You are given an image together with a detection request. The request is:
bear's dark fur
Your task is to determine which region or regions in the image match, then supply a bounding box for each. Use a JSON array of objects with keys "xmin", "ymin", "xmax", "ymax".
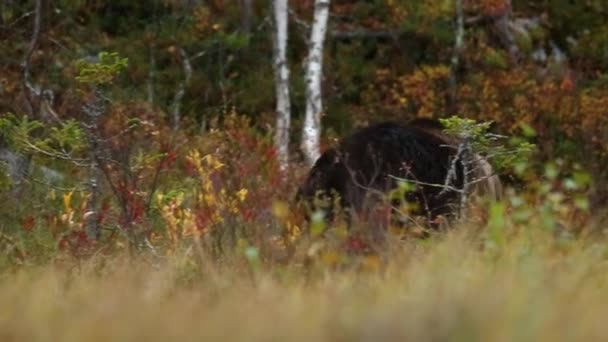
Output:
[{"xmin": 296, "ymin": 120, "xmax": 467, "ymax": 227}]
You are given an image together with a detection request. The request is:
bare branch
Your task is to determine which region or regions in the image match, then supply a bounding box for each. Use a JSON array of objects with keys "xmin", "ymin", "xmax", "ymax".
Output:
[
  {"xmin": 331, "ymin": 29, "xmax": 400, "ymax": 40},
  {"xmin": 25, "ymin": 175, "xmax": 86, "ymax": 192},
  {"xmin": 147, "ymin": 45, "xmax": 156, "ymax": 105},
  {"xmin": 171, "ymin": 48, "xmax": 192, "ymax": 130},
  {"xmin": 240, "ymin": 0, "xmax": 253, "ymax": 35},
  {"xmin": 144, "ymin": 154, "xmax": 168, "ymax": 215},
  {"xmin": 2, "ymin": 11, "xmax": 34, "ymax": 28},
  {"xmin": 20, "ymin": 140, "xmax": 90, "ymax": 165},
  {"xmin": 191, "ymin": 50, "xmax": 207, "ymax": 61},
  {"xmin": 288, "ymin": 8, "xmax": 311, "ymax": 44},
  {"xmin": 22, "ymin": 0, "xmax": 44, "ymax": 117},
  {"xmin": 388, "ymin": 175, "xmax": 464, "ymax": 194}
]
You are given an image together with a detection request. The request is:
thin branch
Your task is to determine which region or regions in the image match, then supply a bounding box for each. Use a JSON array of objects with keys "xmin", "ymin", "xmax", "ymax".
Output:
[
  {"xmin": 21, "ymin": 140, "xmax": 90, "ymax": 165},
  {"xmin": 464, "ymin": 15, "xmax": 485, "ymax": 25},
  {"xmin": 25, "ymin": 175, "xmax": 87, "ymax": 192},
  {"xmin": 288, "ymin": 9, "xmax": 310, "ymax": 30},
  {"xmin": 440, "ymin": 141, "xmax": 466, "ymax": 197},
  {"xmin": 458, "ymin": 138, "xmax": 473, "ymax": 219},
  {"xmin": 342, "ymin": 152, "xmax": 392, "ymax": 205},
  {"xmin": 288, "ymin": 8, "xmax": 311, "ymax": 43},
  {"xmin": 144, "ymin": 151, "xmax": 170, "ymax": 215},
  {"xmin": 2, "ymin": 11, "xmax": 34, "ymax": 28},
  {"xmin": 147, "ymin": 45, "xmax": 156, "ymax": 105},
  {"xmin": 255, "ymin": 15, "xmax": 272, "ymax": 33},
  {"xmin": 388, "ymin": 175, "xmax": 464, "ymax": 194},
  {"xmin": 191, "ymin": 50, "xmax": 207, "ymax": 61},
  {"xmin": 100, "ymin": 123, "xmax": 140, "ymax": 143},
  {"xmin": 22, "ymin": 0, "xmax": 43, "ymax": 116},
  {"xmin": 331, "ymin": 29, "xmax": 400, "ymax": 40}
]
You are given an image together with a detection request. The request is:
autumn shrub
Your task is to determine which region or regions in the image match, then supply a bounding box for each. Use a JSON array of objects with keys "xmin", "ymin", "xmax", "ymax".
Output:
[
  {"xmin": 0, "ymin": 107, "xmax": 597, "ymax": 271},
  {"xmin": 151, "ymin": 112, "xmax": 306, "ymax": 262}
]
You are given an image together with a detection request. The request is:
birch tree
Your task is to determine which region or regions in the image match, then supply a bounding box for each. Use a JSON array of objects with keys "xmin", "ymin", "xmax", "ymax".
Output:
[
  {"xmin": 301, "ymin": 0, "xmax": 330, "ymax": 167},
  {"xmin": 447, "ymin": 0, "xmax": 464, "ymax": 114},
  {"xmin": 272, "ymin": 0, "xmax": 291, "ymax": 171},
  {"xmin": 171, "ymin": 48, "xmax": 192, "ymax": 131}
]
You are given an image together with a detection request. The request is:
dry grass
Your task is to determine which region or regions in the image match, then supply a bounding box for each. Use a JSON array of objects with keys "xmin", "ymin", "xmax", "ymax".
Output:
[{"xmin": 1, "ymin": 228, "xmax": 608, "ymax": 342}]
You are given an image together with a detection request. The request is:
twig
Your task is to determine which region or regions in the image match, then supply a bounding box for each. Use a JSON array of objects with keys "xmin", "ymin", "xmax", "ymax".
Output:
[
  {"xmin": 440, "ymin": 141, "xmax": 465, "ymax": 197},
  {"xmin": 25, "ymin": 175, "xmax": 87, "ymax": 192},
  {"xmin": 147, "ymin": 45, "xmax": 156, "ymax": 105},
  {"xmin": 2, "ymin": 11, "xmax": 34, "ymax": 28},
  {"xmin": 458, "ymin": 137, "xmax": 473, "ymax": 219},
  {"xmin": 99, "ymin": 123, "xmax": 140, "ymax": 143},
  {"xmin": 191, "ymin": 50, "xmax": 207, "ymax": 61},
  {"xmin": 144, "ymin": 150, "xmax": 170, "ymax": 215},
  {"xmin": 331, "ymin": 29, "xmax": 400, "ymax": 40},
  {"xmin": 288, "ymin": 8, "xmax": 311, "ymax": 43},
  {"xmin": 388, "ymin": 175, "xmax": 464, "ymax": 194},
  {"xmin": 21, "ymin": 140, "xmax": 90, "ymax": 165},
  {"xmin": 22, "ymin": 0, "xmax": 43, "ymax": 116}
]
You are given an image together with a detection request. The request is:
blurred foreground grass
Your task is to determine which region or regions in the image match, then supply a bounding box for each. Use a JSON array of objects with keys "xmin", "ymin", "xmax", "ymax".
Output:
[{"xmin": 1, "ymin": 227, "xmax": 608, "ymax": 342}]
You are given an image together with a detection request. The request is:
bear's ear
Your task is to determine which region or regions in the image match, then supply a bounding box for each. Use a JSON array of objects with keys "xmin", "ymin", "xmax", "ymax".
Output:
[{"xmin": 322, "ymin": 148, "xmax": 341, "ymax": 164}]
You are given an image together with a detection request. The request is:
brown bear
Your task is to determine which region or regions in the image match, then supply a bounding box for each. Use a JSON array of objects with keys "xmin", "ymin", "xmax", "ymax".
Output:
[{"xmin": 295, "ymin": 119, "xmax": 501, "ymax": 231}]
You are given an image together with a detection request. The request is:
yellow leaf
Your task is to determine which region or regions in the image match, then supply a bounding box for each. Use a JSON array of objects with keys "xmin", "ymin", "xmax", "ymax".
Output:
[
  {"xmin": 63, "ymin": 191, "xmax": 73, "ymax": 212},
  {"xmin": 271, "ymin": 200, "xmax": 288, "ymax": 219},
  {"xmin": 236, "ymin": 188, "xmax": 248, "ymax": 202}
]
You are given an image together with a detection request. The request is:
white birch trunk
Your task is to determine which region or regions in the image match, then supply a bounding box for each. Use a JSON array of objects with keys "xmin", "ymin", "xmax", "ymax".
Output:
[
  {"xmin": 171, "ymin": 48, "xmax": 192, "ymax": 130},
  {"xmin": 272, "ymin": 0, "xmax": 291, "ymax": 171},
  {"xmin": 301, "ymin": 0, "xmax": 330, "ymax": 167},
  {"xmin": 448, "ymin": 0, "xmax": 465, "ymax": 113}
]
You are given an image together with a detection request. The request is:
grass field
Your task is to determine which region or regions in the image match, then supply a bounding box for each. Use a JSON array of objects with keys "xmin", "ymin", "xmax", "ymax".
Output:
[{"xmin": 1, "ymin": 226, "xmax": 608, "ymax": 342}]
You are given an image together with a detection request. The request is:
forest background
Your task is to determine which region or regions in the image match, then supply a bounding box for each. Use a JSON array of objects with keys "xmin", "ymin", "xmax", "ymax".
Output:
[{"xmin": 0, "ymin": 1, "xmax": 608, "ymax": 340}]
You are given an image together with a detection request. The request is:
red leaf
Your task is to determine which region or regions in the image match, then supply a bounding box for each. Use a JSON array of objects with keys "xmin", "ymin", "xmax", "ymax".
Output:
[{"xmin": 21, "ymin": 216, "xmax": 35, "ymax": 232}]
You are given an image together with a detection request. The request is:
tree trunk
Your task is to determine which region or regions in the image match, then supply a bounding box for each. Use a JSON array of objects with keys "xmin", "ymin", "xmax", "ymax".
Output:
[
  {"xmin": 171, "ymin": 48, "xmax": 192, "ymax": 130},
  {"xmin": 241, "ymin": 0, "xmax": 253, "ymax": 36},
  {"xmin": 147, "ymin": 44, "xmax": 156, "ymax": 106},
  {"xmin": 447, "ymin": 0, "xmax": 464, "ymax": 115},
  {"xmin": 301, "ymin": 0, "xmax": 330, "ymax": 167},
  {"xmin": 22, "ymin": 0, "xmax": 44, "ymax": 118},
  {"xmin": 272, "ymin": 0, "xmax": 291, "ymax": 171},
  {"xmin": 83, "ymin": 88, "xmax": 105, "ymax": 241}
]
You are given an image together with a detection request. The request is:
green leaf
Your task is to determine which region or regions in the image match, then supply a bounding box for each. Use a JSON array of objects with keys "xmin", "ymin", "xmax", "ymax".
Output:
[
  {"xmin": 574, "ymin": 196, "xmax": 590, "ymax": 211},
  {"xmin": 75, "ymin": 51, "xmax": 129, "ymax": 85},
  {"xmin": 519, "ymin": 123, "xmax": 537, "ymax": 138},
  {"xmin": 544, "ymin": 163, "xmax": 559, "ymax": 180},
  {"xmin": 486, "ymin": 202, "xmax": 506, "ymax": 248},
  {"xmin": 310, "ymin": 210, "xmax": 326, "ymax": 237}
]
